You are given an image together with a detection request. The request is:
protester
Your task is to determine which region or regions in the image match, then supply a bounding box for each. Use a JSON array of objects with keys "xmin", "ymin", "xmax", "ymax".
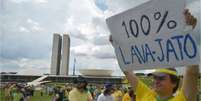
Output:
[
  {"xmin": 68, "ymin": 76, "xmax": 93, "ymax": 101},
  {"xmin": 4, "ymin": 84, "xmax": 15, "ymax": 101},
  {"xmin": 64, "ymin": 84, "xmax": 72, "ymax": 101},
  {"xmin": 93, "ymin": 85, "xmax": 102, "ymax": 101},
  {"xmin": 122, "ymin": 87, "xmax": 135, "ymax": 101},
  {"xmin": 19, "ymin": 86, "xmax": 32, "ymax": 101},
  {"xmin": 58, "ymin": 87, "xmax": 65, "ymax": 101},
  {"xmin": 112, "ymin": 85, "xmax": 123, "ymax": 101},
  {"xmin": 97, "ymin": 83, "xmax": 115, "ymax": 101},
  {"xmin": 109, "ymin": 9, "xmax": 199, "ymax": 101},
  {"xmin": 88, "ymin": 84, "xmax": 95, "ymax": 99}
]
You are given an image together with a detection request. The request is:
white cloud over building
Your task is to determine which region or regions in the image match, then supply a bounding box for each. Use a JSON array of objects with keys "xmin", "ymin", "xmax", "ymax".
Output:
[{"xmin": 1, "ymin": 0, "xmax": 200, "ymax": 76}]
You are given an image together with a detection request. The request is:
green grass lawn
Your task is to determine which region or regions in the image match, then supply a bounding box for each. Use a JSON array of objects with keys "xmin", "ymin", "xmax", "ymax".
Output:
[
  {"xmin": 0, "ymin": 89, "xmax": 52, "ymax": 101},
  {"xmin": 0, "ymin": 89, "xmax": 21, "ymax": 101},
  {"xmin": 30, "ymin": 91, "xmax": 52, "ymax": 101}
]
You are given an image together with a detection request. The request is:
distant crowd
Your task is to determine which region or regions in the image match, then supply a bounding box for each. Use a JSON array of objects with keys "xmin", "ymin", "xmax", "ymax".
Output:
[{"xmin": 1, "ymin": 78, "xmax": 135, "ymax": 101}]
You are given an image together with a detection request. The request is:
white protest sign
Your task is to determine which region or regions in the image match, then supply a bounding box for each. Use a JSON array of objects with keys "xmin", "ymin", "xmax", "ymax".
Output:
[{"xmin": 106, "ymin": 0, "xmax": 200, "ymax": 70}]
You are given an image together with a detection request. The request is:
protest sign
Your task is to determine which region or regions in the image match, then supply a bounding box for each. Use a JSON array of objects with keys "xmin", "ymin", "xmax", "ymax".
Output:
[{"xmin": 106, "ymin": 0, "xmax": 200, "ymax": 70}]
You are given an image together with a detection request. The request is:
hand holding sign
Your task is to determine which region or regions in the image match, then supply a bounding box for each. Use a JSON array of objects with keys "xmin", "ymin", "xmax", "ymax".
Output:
[
  {"xmin": 107, "ymin": 0, "xmax": 199, "ymax": 70},
  {"xmin": 184, "ymin": 9, "xmax": 197, "ymax": 29}
]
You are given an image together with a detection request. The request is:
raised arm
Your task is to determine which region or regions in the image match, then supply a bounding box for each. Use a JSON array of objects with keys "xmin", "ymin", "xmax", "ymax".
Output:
[
  {"xmin": 124, "ymin": 70, "xmax": 139, "ymax": 91},
  {"xmin": 184, "ymin": 9, "xmax": 197, "ymax": 29},
  {"xmin": 182, "ymin": 65, "xmax": 199, "ymax": 101},
  {"xmin": 182, "ymin": 9, "xmax": 199, "ymax": 101}
]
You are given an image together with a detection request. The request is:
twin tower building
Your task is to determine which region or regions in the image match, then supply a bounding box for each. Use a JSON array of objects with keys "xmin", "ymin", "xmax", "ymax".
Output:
[{"xmin": 50, "ymin": 33, "xmax": 70, "ymax": 75}]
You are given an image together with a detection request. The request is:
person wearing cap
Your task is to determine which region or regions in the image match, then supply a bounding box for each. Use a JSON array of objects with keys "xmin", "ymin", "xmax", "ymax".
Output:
[
  {"xmin": 97, "ymin": 83, "xmax": 115, "ymax": 101},
  {"xmin": 109, "ymin": 9, "xmax": 199, "ymax": 101},
  {"xmin": 68, "ymin": 76, "xmax": 93, "ymax": 101}
]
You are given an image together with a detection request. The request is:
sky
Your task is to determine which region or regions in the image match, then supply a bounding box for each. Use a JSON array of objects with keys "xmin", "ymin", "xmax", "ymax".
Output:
[{"xmin": 0, "ymin": 0, "xmax": 200, "ymax": 76}]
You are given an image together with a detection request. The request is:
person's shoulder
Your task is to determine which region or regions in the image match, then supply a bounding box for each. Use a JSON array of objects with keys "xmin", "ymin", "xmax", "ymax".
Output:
[
  {"xmin": 136, "ymin": 80, "xmax": 150, "ymax": 90},
  {"xmin": 171, "ymin": 90, "xmax": 186, "ymax": 101},
  {"xmin": 97, "ymin": 93, "xmax": 104, "ymax": 100},
  {"xmin": 98, "ymin": 93, "xmax": 104, "ymax": 97},
  {"xmin": 69, "ymin": 88, "xmax": 77, "ymax": 93},
  {"xmin": 123, "ymin": 93, "xmax": 129, "ymax": 97},
  {"xmin": 117, "ymin": 90, "xmax": 123, "ymax": 95},
  {"xmin": 174, "ymin": 89, "xmax": 183, "ymax": 96}
]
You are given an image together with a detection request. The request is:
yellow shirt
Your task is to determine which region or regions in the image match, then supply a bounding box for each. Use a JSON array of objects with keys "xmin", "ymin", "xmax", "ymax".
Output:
[
  {"xmin": 136, "ymin": 81, "xmax": 186, "ymax": 101},
  {"xmin": 122, "ymin": 93, "xmax": 131, "ymax": 101},
  {"xmin": 113, "ymin": 90, "xmax": 123, "ymax": 101},
  {"xmin": 68, "ymin": 88, "xmax": 92, "ymax": 101}
]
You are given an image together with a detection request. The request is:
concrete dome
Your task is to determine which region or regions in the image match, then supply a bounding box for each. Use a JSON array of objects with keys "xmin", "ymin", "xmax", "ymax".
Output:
[{"xmin": 79, "ymin": 69, "xmax": 113, "ymax": 76}]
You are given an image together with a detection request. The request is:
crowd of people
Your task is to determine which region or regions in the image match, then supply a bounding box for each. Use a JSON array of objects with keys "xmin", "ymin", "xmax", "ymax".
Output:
[
  {"xmin": 1, "ymin": 78, "xmax": 137, "ymax": 101},
  {"xmin": 2, "ymin": 83, "xmax": 35, "ymax": 101},
  {"xmin": 68, "ymin": 75, "xmax": 137, "ymax": 101},
  {"xmin": 2, "ymin": 70, "xmax": 200, "ymax": 101}
]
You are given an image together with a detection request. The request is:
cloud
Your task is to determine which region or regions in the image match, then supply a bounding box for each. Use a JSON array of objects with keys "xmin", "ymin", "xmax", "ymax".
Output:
[
  {"xmin": 95, "ymin": 0, "xmax": 108, "ymax": 11},
  {"xmin": 2, "ymin": 0, "xmax": 111, "ymax": 75},
  {"xmin": 63, "ymin": 0, "xmax": 110, "ymax": 42},
  {"xmin": 1, "ymin": 28, "xmax": 51, "ymax": 60},
  {"xmin": 11, "ymin": 0, "xmax": 48, "ymax": 4},
  {"xmin": 19, "ymin": 26, "xmax": 30, "ymax": 32},
  {"xmin": 71, "ymin": 43, "xmax": 115, "ymax": 59},
  {"xmin": 104, "ymin": 0, "xmax": 149, "ymax": 17},
  {"xmin": 71, "ymin": 43, "xmax": 93, "ymax": 57},
  {"xmin": 1, "ymin": 0, "xmax": 71, "ymax": 60},
  {"xmin": 92, "ymin": 35, "xmax": 110, "ymax": 45},
  {"xmin": 0, "ymin": 58, "xmax": 50, "ymax": 75},
  {"xmin": 16, "ymin": 58, "xmax": 50, "ymax": 75},
  {"xmin": 68, "ymin": 29, "xmax": 86, "ymax": 40},
  {"xmin": 91, "ymin": 45, "xmax": 116, "ymax": 59},
  {"xmin": 1, "ymin": 0, "xmax": 200, "ymax": 76}
]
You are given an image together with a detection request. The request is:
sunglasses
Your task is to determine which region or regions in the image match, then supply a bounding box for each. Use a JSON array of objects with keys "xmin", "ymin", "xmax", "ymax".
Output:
[{"xmin": 153, "ymin": 75, "xmax": 167, "ymax": 81}]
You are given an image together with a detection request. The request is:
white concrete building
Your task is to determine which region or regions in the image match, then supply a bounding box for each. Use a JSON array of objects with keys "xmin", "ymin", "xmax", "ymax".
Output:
[
  {"xmin": 50, "ymin": 33, "xmax": 62, "ymax": 75},
  {"xmin": 60, "ymin": 34, "xmax": 70, "ymax": 75}
]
